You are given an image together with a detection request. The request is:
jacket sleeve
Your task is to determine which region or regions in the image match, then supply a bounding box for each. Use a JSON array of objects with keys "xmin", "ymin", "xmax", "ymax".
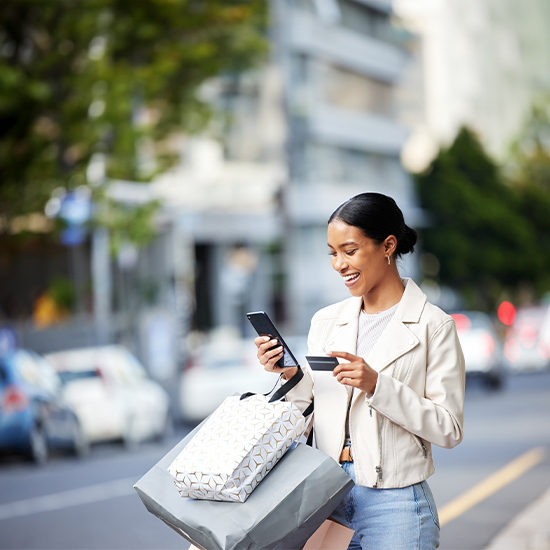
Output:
[
  {"xmin": 280, "ymin": 325, "xmax": 316, "ymax": 414},
  {"xmin": 367, "ymin": 319, "xmax": 465, "ymax": 449},
  {"xmin": 282, "ymin": 367, "xmax": 313, "ymax": 414}
]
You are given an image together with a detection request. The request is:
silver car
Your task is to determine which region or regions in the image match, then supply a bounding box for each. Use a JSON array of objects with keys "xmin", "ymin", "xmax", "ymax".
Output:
[
  {"xmin": 451, "ymin": 311, "xmax": 505, "ymax": 390},
  {"xmin": 504, "ymin": 305, "xmax": 550, "ymax": 372}
]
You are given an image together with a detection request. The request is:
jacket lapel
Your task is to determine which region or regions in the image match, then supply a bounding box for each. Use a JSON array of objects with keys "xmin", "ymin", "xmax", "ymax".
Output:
[
  {"xmin": 317, "ymin": 279, "xmax": 427, "ymax": 405},
  {"xmin": 366, "ymin": 317, "xmax": 418, "ymax": 373},
  {"xmin": 320, "ymin": 297, "xmax": 362, "ymax": 400},
  {"xmin": 321, "ymin": 297, "xmax": 362, "ymax": 357},
  {"xmin": 365, "ymin": 278, "xmax": 426, "ymax": 375}
]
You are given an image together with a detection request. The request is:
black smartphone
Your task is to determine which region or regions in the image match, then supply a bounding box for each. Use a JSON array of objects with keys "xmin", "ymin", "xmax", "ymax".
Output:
[
  {"xmin": 306, "ymin": 356, "xmax": 340, "ymax": 371},
  {"xmin": 246, "ymin": 311, "xmax": 300, "ymax": 369}
]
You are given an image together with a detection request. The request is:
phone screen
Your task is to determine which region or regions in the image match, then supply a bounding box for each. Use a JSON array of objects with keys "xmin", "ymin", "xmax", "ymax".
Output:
[{"xmin": 246, "ymin": 311, "xmax": 299, "ymax": 369}]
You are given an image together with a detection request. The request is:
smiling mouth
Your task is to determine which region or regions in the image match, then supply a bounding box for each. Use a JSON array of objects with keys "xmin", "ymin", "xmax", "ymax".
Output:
[{"xmin": 342, "ymin": 273, "xmax": 359, "ymax": 284}]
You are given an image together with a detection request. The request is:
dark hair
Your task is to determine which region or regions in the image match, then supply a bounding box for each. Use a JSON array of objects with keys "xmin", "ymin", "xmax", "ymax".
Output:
[{"xmin": 328, "ymin": 193, "xmax": 417, "ymax": 258}]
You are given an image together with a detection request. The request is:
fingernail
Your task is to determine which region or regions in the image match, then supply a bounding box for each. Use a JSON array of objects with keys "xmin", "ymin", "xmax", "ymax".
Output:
[
  {"xmin": 271, "ymin": 339, "xmax": 278, "ymax": 344},
  {"xmin": 263, "ymin": 337, "xmax": 270, "ymax": 342}
]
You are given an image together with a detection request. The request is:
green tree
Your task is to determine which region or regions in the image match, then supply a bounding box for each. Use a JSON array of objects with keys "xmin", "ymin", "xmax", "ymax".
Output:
[
  {"xmin": 415, "ymin": 127, "xmax": 545, "ymax": 309},
  {"xmin": 507, "ymin": 99, "xmax": 550, "ymax": 296},
  {"xmin": 0, "ymin": 0, "xmax": 267, "ymax": 228}
]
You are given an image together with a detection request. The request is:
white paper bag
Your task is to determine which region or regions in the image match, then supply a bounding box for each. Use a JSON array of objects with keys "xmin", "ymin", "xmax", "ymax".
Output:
[{"xmin": 167, "ymin": 393, "xmax": 307, "ymax": 502}]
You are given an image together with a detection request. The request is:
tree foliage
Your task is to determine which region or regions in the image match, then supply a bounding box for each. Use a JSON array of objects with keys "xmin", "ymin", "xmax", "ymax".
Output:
[
  {"xmin": 0, "ymin": 0, "xmax": 267, "ymax": 226},
  {"xmin": 416, "ymin": 126, "xmax": 550, "ymax": 309}
]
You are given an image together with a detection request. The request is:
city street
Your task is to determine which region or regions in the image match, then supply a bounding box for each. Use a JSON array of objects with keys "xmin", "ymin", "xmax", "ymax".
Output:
[{"xmin": 0, "ymin": 371, "xmax": 549, "ymax": 550}]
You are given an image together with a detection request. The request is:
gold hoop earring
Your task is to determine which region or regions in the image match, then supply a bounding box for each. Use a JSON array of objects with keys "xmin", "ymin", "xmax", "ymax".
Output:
[{"xmin": 387, "ymin": 256, "xmax": 391, "ymax": 265}]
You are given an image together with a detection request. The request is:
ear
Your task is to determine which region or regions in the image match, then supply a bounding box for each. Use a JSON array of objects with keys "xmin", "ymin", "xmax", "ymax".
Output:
[{"xmin": 383, "ymin": 235, "xmax": 397, "ymax": 257}]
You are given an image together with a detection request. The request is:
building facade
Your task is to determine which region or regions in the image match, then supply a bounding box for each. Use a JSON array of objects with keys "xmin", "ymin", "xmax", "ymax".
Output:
[
  {"xmin": 271, "ymin": 0, "xmax": 421, "ymax": 332},
  {"xmin": 395, "ymin": 0, "xmax": 550, "ymax": 170},
  {"xmin": 140, "ymin": 0, "xmax": 422, "ymax": 340}
]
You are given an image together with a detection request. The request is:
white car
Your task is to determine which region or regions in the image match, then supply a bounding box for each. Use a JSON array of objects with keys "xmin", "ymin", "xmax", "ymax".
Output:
[
  {"xmin": 504, "ymin": 305, "xmax": 550, "ymax": 372},
  {"xmin": 45, "ymin": 345, "xmax": 171, "ymax": 446},
  {"xmin": 451, "ymin": 311, "xmax": 506, "ymax": 389},
  {"xmin": 179, "ymin": 333, "xmax": 308, "ymax": 422}
]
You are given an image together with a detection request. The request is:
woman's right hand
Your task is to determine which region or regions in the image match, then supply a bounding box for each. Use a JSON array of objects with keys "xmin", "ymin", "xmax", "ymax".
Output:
[{"xmin": 254, "ymin": 336, "xmax": 299, "ymax": 380}]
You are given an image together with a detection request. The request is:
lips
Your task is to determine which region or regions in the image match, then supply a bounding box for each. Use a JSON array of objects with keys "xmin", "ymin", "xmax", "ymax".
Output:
[{"xmin": 342, "ymin": 273, "xmax": 359, "ymax": 286}]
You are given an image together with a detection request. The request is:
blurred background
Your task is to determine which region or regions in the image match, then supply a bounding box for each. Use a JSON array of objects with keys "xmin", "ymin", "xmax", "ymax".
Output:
[{"xmin": 1, "ymin": 1, "xmax": 550, "ymax": 549}]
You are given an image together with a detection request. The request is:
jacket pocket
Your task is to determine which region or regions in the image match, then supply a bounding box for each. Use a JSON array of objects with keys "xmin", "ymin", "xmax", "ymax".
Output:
[{"xmin": 413, "ymin": 434, "xmax": 428, "ymax": 458}]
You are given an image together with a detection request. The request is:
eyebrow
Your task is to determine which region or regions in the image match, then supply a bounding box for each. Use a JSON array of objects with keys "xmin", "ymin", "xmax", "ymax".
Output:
[{"xmin": 328, "ymin": 240, "xmax": 359, "ymax": 248}]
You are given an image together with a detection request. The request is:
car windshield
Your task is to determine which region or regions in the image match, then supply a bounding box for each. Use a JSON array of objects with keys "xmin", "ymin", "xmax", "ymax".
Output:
[
  {"xmin": 57, "ymin": 370, "xmax": 99, "ymax": 385},
  {"xmin": 451, "ymin": 312, "xmax": 492, "ymax": 333},
  {"xmin": 512, "ymin": 308, "xmax": 546, "ymax": 328}
]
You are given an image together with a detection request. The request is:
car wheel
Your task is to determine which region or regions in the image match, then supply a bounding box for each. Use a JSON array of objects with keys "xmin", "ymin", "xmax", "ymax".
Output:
[
  {"xmin": 28, "ymin": 424, "xmax": 48, "ymax": 465},
  {"xmin": 122, "ymin": 418, "xmax": 139, "ymax": 450},
  {"xmin": 485, "ymin": 372, "xmax": 504, "ymax": 391},
  {"xmin": 155, "ymin": 411, "xmax": 174, "ymax": 442},
  {"xmin": 70, "ymin": 418, "xmax": 90, "ymax": 458}
]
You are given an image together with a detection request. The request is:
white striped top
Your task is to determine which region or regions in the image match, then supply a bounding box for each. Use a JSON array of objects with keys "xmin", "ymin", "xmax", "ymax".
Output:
[
  {"xmin": 344, "ymin": 302, "xmax": 400, "ymax": 445},
  {"xmin": 356, "ymin": 302, "xmax": 399, "ymax": 360}
]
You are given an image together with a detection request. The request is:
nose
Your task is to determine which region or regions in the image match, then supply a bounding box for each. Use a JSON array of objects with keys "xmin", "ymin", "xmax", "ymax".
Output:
[{"xmin": 332, "ymin": 252, "xmax": 348, "ymax": 272}]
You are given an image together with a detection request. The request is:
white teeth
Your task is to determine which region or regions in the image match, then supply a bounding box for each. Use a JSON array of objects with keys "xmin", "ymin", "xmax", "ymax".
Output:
[{"xmin": 343, "ymin": 273, "xmax": 359, "ymax": 281}]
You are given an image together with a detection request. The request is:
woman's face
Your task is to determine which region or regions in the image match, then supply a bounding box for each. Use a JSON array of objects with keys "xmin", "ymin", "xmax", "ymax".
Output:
[{"xmin": 327, "ymin": 219, "xmax": 390, "ymax": 298}]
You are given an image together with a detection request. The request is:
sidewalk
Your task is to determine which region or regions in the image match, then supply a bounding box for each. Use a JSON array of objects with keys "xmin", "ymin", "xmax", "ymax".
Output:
[{"xmin": 484, "ymin": 485, "xmax": 550, "ymax": 549}]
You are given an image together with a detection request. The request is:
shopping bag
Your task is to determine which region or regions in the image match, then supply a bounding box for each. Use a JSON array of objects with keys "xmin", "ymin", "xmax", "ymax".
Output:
[
  {"xmin": 167, "ymin": 393, "xmax": 308, "ymax": 502},
  {"xmin": 134, "ymin": 421, "xmax": 354, "ymax": 550},
  {"xmin": 302, "ymin": 518, "xmax": 354, "ymax": 550},
  {"xmin": 167, "ymin": 369, "xmax": 312, "ymax": 503}
]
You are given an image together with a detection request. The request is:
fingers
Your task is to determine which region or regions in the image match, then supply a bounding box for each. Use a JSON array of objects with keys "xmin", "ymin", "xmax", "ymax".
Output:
[
  {"xmin": 254, "ymin": 336, "xmax": 270, "ymax": 348},
  {"xmin": 255, "ymin": 336, "xmax": 284, "ymax": 371},
  {"xmin": 333, "ymin": 361, "xmax": 356, "ymax": 377},
  {"xmin": 328, "ymin": 350, "xmax": 359, "ymax": 361},
  {"xmin": 334, "ymin": 364, "xmax": 359, "ymax": 382}
]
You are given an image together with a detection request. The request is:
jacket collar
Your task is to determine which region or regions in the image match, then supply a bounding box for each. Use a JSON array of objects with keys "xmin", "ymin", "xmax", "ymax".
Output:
[
  {"xmin": 327, "ymin": 278, "xmax": 427, "ymax": 396},
  {"xmin": 394, "ymin": 278, "xmax": 427, "ymax": 323},
  {"xmin": 334, "ymin": 277, "xmax": 427, "ymax": 327}
]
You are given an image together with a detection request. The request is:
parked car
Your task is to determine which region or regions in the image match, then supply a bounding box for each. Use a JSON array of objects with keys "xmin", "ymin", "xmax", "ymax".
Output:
[
  {"xmin": 504, "ymin": 305, "xmax": 550, "ymax": 372},
  {"xmin": 450, "ymin": 311, "xmax": 506, "ymax": 389},
  {"xmin": 179, "ymin": 333, "xmax": 308, "ymax": 423},
  {"xmin": 45, "ymin": 345, "xmax": 171, "ymax": 446},
  {"xmin": 0, "ymin": 349, "xmax": 88, "ymax": 464}
]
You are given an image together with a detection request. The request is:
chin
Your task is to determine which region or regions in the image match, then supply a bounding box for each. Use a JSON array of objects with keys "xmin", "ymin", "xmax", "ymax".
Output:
[{"xmin": 348, "ymin": 286, "xmax": 365, "ymax": 297}]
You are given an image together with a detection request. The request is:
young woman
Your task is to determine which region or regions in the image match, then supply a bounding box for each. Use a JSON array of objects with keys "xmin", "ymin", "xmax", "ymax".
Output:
[{"xmin": 255, "ymin": 193, "xmax": 465, "ymax": 550}]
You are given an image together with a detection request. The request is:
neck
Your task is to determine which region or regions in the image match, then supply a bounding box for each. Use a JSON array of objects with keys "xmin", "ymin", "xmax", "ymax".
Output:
[{"xmin": 362, "ymin": 272, "xmax": 405, "ymax": 314}]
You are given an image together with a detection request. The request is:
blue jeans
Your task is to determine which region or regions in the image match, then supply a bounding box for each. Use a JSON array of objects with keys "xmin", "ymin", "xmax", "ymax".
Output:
[{"xmin": 330, "ymin": 461, "xmax": 440, "ymax": 550}]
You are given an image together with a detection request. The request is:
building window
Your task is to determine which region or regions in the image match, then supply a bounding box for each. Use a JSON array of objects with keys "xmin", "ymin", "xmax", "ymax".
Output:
[
  {"xmin": 319, "ymin": 63, "xmax": 394, "ymax": 117},
  {"xmin": 302, "ymin": 143, "xmax": 398, "ymax": 185}
]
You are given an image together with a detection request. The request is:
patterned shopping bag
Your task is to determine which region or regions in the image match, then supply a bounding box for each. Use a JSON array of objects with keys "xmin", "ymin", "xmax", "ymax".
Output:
[{"xmin": 167, "ymin": 393, "xmax": 308, "ymax": 502}]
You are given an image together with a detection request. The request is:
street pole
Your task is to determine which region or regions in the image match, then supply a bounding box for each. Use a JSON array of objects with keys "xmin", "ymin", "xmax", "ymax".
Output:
[{"xmin": 92, "ymin": 227, "xmax": 111, "ymax": 345}]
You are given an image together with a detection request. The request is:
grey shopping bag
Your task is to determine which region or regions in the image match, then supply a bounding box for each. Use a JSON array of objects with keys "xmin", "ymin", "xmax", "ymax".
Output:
[{"xmin": 134, "ymin": 423, "xmax": 353, "ymax": 550}]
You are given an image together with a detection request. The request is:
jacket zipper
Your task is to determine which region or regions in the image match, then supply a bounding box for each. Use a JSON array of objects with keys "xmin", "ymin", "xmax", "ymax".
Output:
[
  {"xmin": 414, "ymin": 435, "xmax": 428, "ymax": 458},
  {"xmin": 374, "ymin": 413, "xmax": 384, "ymax": 488}
]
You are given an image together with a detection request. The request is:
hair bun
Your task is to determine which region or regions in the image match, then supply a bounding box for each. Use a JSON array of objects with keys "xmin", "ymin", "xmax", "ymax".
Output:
[
  {"xmin": 328, "ymin": 192, "xmax": 416, "ymax": 258},
  {"xmin": 397, "ymin": 225, "xmax": 417, "ymax": 255}
]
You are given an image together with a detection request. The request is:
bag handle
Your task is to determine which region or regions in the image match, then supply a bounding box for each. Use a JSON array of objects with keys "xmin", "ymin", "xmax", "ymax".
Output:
[
  {"xmin": 240, "ymin": 367, "xmax": 314, "ymax": 418},
  {"xmin": 268, "ymin": 367, "xmax": 304, "ymax": 402},
  {"xmin": 240, "ymin": 366, "xmax": 303, "ymax": 402}
]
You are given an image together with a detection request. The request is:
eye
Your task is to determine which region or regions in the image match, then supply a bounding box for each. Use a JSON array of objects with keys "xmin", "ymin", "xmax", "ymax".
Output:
[
  {"xmin": 345, "ymin": 249, "xmax": 357, "ymax": 256},
  {"xmin": 328, "ymin": 251, "xmax": 337, "ymax": 257}
]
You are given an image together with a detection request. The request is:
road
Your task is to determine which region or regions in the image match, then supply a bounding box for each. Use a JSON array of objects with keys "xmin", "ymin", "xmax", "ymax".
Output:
[{"xmin": 0, "ymin": 371, "xmax": 549, "ymax": 550}]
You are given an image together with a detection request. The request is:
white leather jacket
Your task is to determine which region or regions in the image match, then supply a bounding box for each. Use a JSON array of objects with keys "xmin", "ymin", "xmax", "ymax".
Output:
[{"xmin": 286, "ymin": 278, "xmax": 465, "ymax": 488}]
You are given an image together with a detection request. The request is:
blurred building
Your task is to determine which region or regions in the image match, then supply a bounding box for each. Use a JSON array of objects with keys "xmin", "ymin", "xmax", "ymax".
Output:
[
  {"xmin": 395, "ymin": 0, "xmax": 550, "ymax": 171},
  {"xmin": 271, "ymin": 0, "xmax": 422, "ymax": 331},
  {"xmin": 159, "ymin": 0, "xmax": 423, "ymax": 336},
  {"xmin": 10, "ymin": 0, "xmax": 423, "ymax": 365},
  {"xmin": 137, "ymin": 0, "xmax": 423, "ymax": 338}
]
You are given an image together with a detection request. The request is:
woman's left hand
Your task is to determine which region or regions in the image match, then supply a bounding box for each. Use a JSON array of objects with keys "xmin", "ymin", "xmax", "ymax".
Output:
[{"xmin": 329, "ymin": 351, "xmax": 378, "ymax": 395}]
